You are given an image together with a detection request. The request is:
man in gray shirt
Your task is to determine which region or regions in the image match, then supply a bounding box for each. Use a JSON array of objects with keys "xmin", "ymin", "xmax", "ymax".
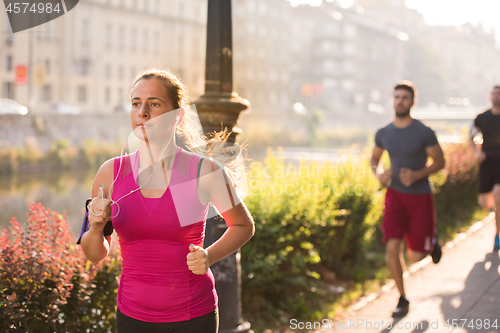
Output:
[{"xmin": 370, "ymin": 81, "xmax": 445, "ymax": 317}]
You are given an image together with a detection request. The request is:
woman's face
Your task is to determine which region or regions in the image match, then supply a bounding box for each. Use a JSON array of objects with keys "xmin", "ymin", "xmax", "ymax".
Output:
[{"xmin": 130, "ymin": 78, "xmax": 177, "ymax": 142}]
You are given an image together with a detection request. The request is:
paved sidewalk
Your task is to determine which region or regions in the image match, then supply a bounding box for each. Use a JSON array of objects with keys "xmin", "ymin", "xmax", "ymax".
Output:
[{"xmin": 314, "ymin": 213, "xmax": 500, "ymax": 333}]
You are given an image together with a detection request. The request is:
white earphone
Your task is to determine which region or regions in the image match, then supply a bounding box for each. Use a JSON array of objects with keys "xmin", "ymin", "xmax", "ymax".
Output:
[{"xmin": 90, "ymin": 113, "xmax": 180, "ymax": 219}]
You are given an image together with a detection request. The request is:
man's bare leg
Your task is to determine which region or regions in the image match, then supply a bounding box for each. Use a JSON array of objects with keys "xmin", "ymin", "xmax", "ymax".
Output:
[
  {"xmin": 386, "ymin": 238, "xmax": 405, "ymax": 296},
  {"xmin": 493, "ymin": 185, "xmax": 500, "ymax": 235},
  {"xmin": 386, "ymin": 238, "xmax": 410, "ymax": 317},
  {"xmin": 407, "ymin": 248, "xmax": 426, "ymax": 263},
  {"xmin": 478, "ymin": 189, "xmax": 499, "ymax": 248}
]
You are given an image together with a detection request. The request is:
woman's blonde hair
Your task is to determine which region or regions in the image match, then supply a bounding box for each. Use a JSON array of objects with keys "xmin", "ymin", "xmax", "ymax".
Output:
[{"xmin": 132, "ymin": 68, "xmax": 247, "ymax": 192}]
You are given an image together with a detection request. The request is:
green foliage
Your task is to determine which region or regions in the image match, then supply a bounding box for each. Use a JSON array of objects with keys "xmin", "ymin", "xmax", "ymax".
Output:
[
  {"xmin": 432, "ymin": 142, "xmax": 480, "ymax": 239},
  {"xmin": 241, "ymin": 142, "xmax": 479, "ymax": 327},
  {"xmin": 0, "ymin": 203, "xmax": 121, "ymax": 333},
  {"xmin": 242, "ymin": 147, "xmax": 384, "ymax": 321},
  {"xmin": 0, "ymin": 138, "xmax": 121, "ymax": 175}
]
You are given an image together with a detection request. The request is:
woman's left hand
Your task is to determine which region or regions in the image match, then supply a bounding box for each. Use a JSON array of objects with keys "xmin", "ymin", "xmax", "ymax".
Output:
[{"xmin": 187, "ymin": 244, "xmax": 210, "ymax": 275}]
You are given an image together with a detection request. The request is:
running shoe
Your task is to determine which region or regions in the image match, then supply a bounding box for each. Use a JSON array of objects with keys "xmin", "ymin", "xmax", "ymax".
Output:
[
  {"xmin": 494, "ymin": 235, "xmax": 500, "ymax": 250},
  {"xmin": 392, "ymin": 295, "xmax": 409, "ymax": 317},
  {"xmin": 431, "ymin": 234, "xmax": 442, "ymax": 264}
]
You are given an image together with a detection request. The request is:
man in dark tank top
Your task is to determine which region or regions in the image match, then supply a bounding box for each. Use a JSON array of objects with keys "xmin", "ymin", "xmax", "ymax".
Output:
[
  {"xmin": 469, "ymin": 85, "xmax": 500, "ymax": 251},
  {"xmin": 370, "ymin": 81, "xmax": 445, "ymax": 317}
]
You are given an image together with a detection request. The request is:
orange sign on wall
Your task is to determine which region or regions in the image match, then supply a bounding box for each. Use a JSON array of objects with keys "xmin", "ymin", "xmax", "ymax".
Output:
[{"xmin": 15, "ymin": 65, "xmax": 27, "ymax": 85}]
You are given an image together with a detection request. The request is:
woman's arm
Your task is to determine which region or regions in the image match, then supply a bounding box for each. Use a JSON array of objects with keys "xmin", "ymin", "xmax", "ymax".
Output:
[
  {"xmin": 80, "ymin": 158, "xmax": 115, "ymax": 264},
  {"xmin": 187, "ymin": 158, "xmax": 255, "ymax": 274}
]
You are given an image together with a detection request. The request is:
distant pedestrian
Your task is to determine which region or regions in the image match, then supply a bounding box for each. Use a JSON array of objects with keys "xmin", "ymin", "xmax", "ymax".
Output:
[
  {"xmin": 469, "ymin": 85, "xmax": 500, "ymax": 250},
  {"xmin": 370, "ymin": 81, "xmax": 445, "ymax": 317}
]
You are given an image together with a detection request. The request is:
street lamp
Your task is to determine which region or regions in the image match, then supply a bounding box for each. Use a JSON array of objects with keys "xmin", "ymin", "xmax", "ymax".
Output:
[{"xmin": 195, "ymin": 1, "xmax": 252, "ymax": 332}]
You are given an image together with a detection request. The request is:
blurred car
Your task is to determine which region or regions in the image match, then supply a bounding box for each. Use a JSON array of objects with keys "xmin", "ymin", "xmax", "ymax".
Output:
[
  {"xmin": 0, "ymin": 98, "xmax": 28, "ymax": 115},
  {"xmin": 49, "ymin": 102, "xmax": 82, "ymax": 114}
]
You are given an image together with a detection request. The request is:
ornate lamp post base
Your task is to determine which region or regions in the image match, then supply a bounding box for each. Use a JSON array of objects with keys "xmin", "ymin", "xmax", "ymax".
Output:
[{"xmin": 196, "ymin": 92, "xmax": 249, "ymax": 143}]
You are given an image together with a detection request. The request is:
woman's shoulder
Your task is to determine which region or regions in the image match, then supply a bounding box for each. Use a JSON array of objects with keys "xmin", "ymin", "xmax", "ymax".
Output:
[
  {"xmin": 95, "ymin": 155, "xmax": 125, "ymax": 180},
  {"xmin": 99, "ymin": 156, "xmax": 119, "ymax": 171},
  {"xmin": 178, "ymin": 149, "xmax": 221, "ymax": 171}
]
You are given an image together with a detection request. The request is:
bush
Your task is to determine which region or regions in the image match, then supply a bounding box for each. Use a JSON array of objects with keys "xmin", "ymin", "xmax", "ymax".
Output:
[
  {"xmin": 0, "ymin": 203, "xmax": 121, "ymax": 333},
  {"xmin": 241, "ymin": 147, "xmax": 384, "ymax": 321},
  {"xmin": 241, "ymin": 142, "xmax": 479, "ymax": 326},
  {"xmin": 432, "ymin": 142, "xmax": 480, "ymax": 238}
]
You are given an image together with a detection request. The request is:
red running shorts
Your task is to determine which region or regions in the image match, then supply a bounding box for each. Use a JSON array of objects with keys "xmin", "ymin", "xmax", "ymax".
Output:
[{"xmin": 382, "ymin": 187, "xmax": 436, "ymax": 253}]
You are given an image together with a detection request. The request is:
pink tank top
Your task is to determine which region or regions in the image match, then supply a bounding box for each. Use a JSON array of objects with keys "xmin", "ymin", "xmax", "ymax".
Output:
[{"xmin": 111, "ymin": 146, "xmax": 217, "ymax": 322}]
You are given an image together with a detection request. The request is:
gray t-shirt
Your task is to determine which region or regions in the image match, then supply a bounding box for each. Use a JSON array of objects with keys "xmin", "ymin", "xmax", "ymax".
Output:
[{"xmin": 375, "ymin": 119, "xmax": 439, "ymax": 194}]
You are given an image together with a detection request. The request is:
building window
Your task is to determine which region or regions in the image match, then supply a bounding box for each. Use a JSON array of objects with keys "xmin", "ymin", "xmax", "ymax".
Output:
[
  {"xmin": 132, "ymin": 0, "xmax": 137, "ymax": 9},
  {"xmin": 131, "ymin": 28, "xmax": 137, "ymax": 51},
  {"xmin": 247, "ymin": 0, "xmax": 256, "ymax": 13},
  {"xmin": 4, "ymin": 82, "xmax": 14, "ymax": 99},
  {"xmin": 45, "ymin": 59, "xmax": 50, "ymax": 75},
  {"xmin": 118, "ymin": 66, "xmax": 124, "ymax": 80},
  {"xmin": 42, "ymin": 85, "xmax": 51, "ymax": 102},
  {"xmin": 78, "ymin": 86, "xmax": 87, "ymax": 103},
  {"xmin": 119, "ymin": 26, "xmax": 125, "ymax": 50},
  {"xmin": 178, "ymin": 36, "xmax": 183, "ymax": 65},
  {"xmin": 105, "ymin": 87, "xmax": 110, "ymax": 104},
  {"xmin": 118, "ymin": 88, "xmax": 123, "ymax": 103},
  {"xmin": 144, "ymin": 0, "xmax": 148, "ymax": 12},
  {"xmin": 258, "ymin": 2, "xmax": 267, "ymax": 15},
  {"xmin": 155, "ymin": 0, "xmax": 160, "ymax": 13},
  {"xmin": 154, "ymin": 32, "xmax": 159, "ymax": 54},
  {"xmin": 246, "ymin": 68, "xmax": 254, "ymax": 80},
  {"xmin": 6, "ymin": 55, "xmax": 13, "ymax": 71},
  {"xmin": 258, "ymin": 25, "xmax": 267, "ymax": 36},
  {"xmin": 106, "ymin": 24, "xmax": 112, "ymax": 48},
  {"xmin": 247, "ymin": 22, "xmax": 256, "ymax": 34},
  {"xmin": 143, "ymin": 30, "xmax": 149, "ymax": 52},
  {"xmin": 131, "ymin": 67, "xmax": 136, "ymax": 80},
  {"xmin": 105, "ymin": 64, "xmax": 111, "ymax": 79},
  {"xmin": 79, "ymin": 60, "xmax": 90, "ymax": 76},
  {"xmin": 82, "ymin": 20, "xmax": 89, "ymax": 44},
  {"xmin": 179, "ymin": 1, "xmax": 184, "ymax": 17}
]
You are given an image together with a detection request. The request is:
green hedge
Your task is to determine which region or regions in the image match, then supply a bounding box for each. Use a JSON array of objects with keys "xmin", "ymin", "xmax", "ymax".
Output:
[
  {"xmin": 0, "ymin": 203, "xmax": 121, "ymax": 333},
  {"xmin": 240, "ymin": 142, "xmax": 479, "ymax": 325}
]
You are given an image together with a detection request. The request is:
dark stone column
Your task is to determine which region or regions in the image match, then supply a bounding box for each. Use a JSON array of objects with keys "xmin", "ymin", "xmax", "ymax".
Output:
[
  {"xmin": 196, "ymin": 0, "xmax": 249, "ymax": 142},
  {"xmin": 196, "ymin": 1, "xmax": 252, "ymax": 332}
]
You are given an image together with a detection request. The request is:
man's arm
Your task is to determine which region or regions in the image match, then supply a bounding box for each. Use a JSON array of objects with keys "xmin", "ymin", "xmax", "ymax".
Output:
[
  {"xmin": 399, "ymin": 143, "xmax": 445, "ymax": 187},
  {"xmin": 370, "ymin": 145, "xmax": 391, "ymax": 185},
  {"xmin": 468, "ymin": 124, "xmax": 486, "ymax": 163}
]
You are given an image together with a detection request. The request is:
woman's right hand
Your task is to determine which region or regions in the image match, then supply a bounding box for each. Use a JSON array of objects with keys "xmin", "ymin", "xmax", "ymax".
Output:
[{"xmin": 88, "ymin": 190, "xmax": 112, "ymax": 232}]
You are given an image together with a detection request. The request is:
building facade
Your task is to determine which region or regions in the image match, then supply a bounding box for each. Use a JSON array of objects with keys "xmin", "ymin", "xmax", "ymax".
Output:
[
  {"xmin": 0, "ymin": 0, "xmax": 207, "ymax": 114},
  {"xmin": 290, "ymin": 1, "xmax": 407, "ymax": 116}
]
